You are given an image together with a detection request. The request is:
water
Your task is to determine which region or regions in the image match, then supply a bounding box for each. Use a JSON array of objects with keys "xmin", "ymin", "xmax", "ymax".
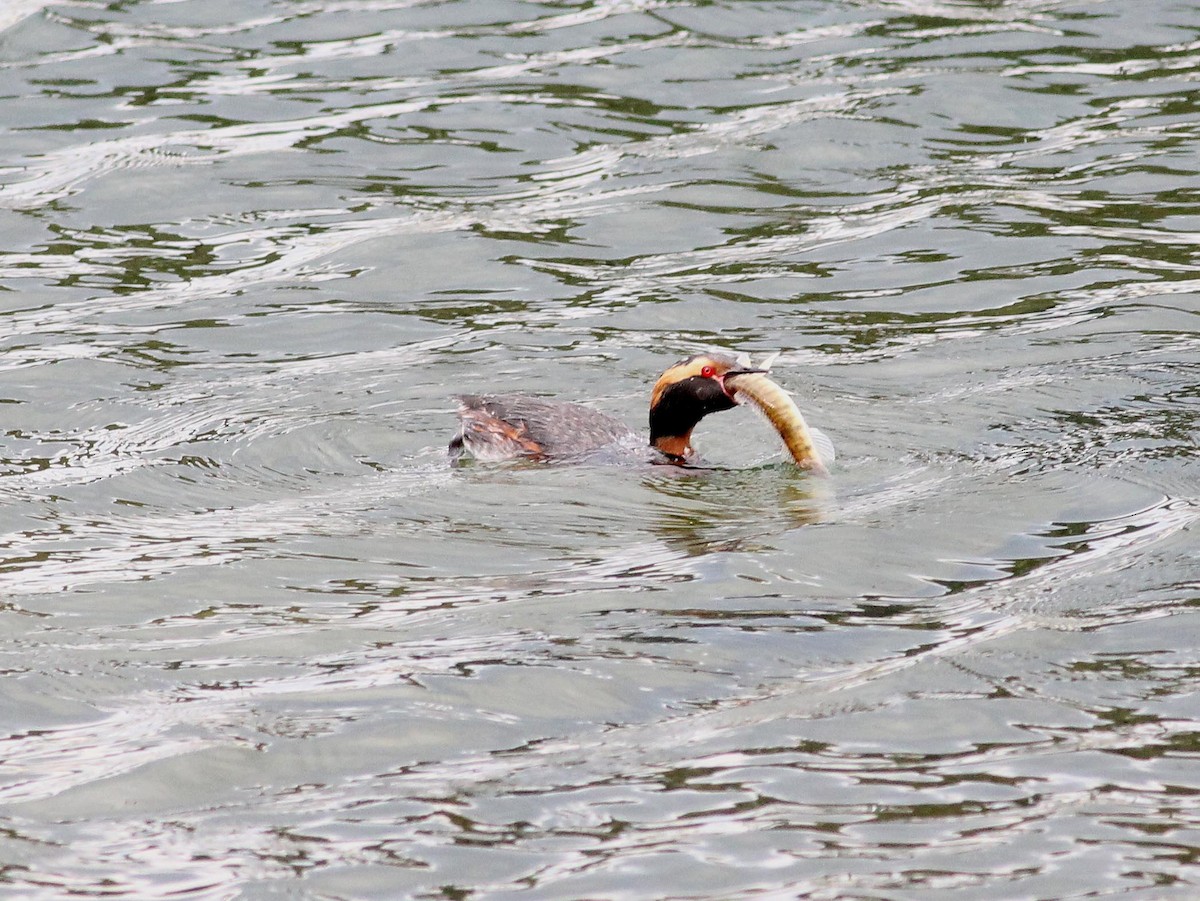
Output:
[{"xmin": 1, "ymin": 0, "xmax": 1197, "ymax": 898}]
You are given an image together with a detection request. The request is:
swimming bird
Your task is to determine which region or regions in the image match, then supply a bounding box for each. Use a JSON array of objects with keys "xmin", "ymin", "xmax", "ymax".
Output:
[{"xmin": 450, "ymin": 352, "xmax": 832, "ymax": 471}]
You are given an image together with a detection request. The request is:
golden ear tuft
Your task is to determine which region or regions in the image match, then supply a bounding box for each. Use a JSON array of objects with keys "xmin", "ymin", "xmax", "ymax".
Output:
[{"xmin": 649, "ymin": 354, "xmax": 738, "ymax": 409}]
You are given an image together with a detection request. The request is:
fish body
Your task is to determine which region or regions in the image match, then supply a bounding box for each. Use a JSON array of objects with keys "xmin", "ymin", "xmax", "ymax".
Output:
[{"xmin": 723, "ymin": 371, "xmax": 833, "ymax": 474}]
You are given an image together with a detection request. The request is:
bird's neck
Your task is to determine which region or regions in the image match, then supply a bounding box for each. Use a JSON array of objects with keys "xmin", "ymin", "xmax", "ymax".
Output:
[{"xmin": 651, "ymin": 432, "xmax": 693, "ymax": 460}]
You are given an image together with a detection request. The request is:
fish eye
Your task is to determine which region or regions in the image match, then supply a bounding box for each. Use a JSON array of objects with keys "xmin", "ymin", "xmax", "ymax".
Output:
[{"xmin": 700, "ymin": 364, "xmax": 716, "ymax": 379}]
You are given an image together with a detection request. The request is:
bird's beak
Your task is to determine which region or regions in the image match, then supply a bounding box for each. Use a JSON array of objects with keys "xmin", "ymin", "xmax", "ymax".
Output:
[
  {"xmin": 717, "ymin": 352, "xmax": 780, "ymax": 398},
  {"xmin": 717, "ymin": 367, "xmax": 767, "ymax": 401}
]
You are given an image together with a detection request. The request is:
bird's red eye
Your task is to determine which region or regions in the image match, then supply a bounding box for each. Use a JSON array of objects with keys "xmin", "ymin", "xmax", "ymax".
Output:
[{"xmin": 700, "ymin": 365, "xmax": 716, "ymax": 379}]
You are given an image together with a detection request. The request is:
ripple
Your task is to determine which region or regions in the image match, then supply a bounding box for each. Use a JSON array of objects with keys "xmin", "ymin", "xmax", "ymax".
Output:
[{"xmin": 1, "ymin": 0, "xmax": 1198, "ymax": 898}]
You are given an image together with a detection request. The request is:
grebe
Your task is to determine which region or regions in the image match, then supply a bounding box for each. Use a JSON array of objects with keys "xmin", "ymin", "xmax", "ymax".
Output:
[{"xmin": 450, "ymin": 352, "xmax": 833, "ymax": 471}]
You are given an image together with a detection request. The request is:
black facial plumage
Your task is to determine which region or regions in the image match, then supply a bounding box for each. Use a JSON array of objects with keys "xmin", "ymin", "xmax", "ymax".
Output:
[{"xmin": 648, "ymin": 374, "xmax": 737, "ymax": 445}]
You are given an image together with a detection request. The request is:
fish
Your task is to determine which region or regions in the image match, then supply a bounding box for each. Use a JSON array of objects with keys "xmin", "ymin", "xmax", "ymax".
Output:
[{"xmin": 723, "ymin": 367, "xmax": 834, "ymax": 474}]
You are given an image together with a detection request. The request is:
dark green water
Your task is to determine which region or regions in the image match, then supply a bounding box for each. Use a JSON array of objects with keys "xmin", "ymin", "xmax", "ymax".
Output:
[{"xmin": 1, "ymin": 1, "xmax": 1197, "ymax": 898}]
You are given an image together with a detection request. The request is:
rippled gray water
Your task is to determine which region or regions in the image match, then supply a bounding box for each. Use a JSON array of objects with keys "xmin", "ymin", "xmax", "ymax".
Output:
[{"xmin": 1, "ymin": 1, "xmax": 1198, "ymax": 898}]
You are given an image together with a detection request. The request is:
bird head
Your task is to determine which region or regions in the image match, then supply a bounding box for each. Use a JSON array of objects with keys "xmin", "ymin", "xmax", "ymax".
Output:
[{"xmin": 648, "ymin": 352, "xmax": 770, "ymax": 460}]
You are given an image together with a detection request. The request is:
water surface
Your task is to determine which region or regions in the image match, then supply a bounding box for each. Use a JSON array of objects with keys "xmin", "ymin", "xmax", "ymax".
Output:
[{"xmin": 0, "ymin": 1, "xmax": 1197, "ymax": 898}]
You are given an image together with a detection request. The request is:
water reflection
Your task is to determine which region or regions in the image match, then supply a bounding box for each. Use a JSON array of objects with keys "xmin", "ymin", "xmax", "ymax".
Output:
[{"xmin": 645, "ymin": 464, "xmax": 826, "ymax": 553}]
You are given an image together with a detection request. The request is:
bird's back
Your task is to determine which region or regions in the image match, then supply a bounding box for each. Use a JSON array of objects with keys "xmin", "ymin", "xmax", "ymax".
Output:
[{"xmin": 450, "ymin": 394, "xmax": 638, "ymax": 462}]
